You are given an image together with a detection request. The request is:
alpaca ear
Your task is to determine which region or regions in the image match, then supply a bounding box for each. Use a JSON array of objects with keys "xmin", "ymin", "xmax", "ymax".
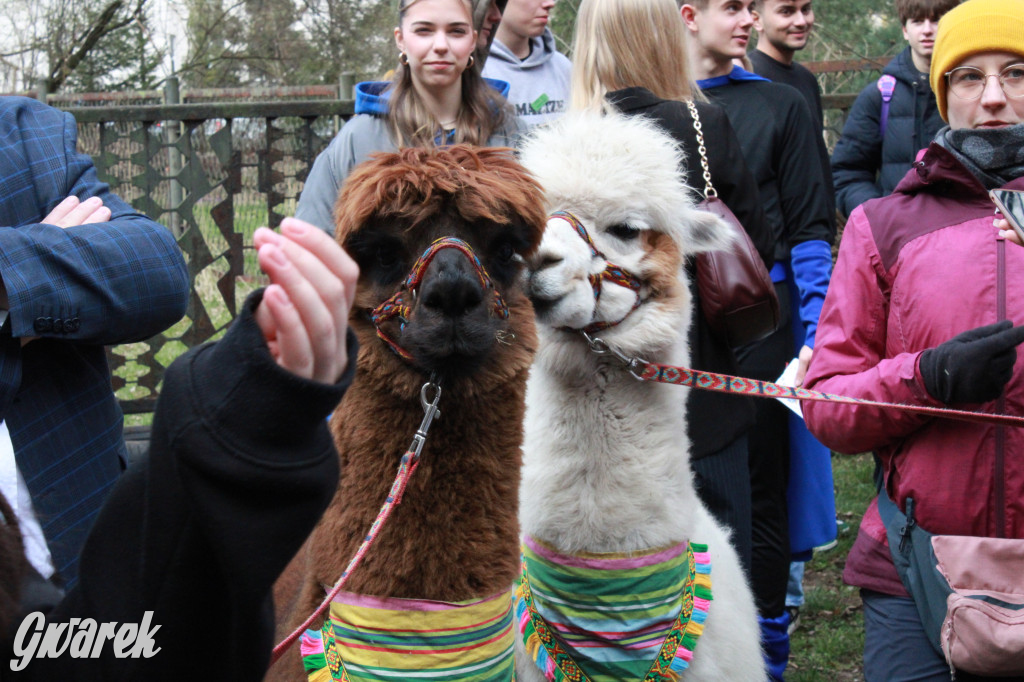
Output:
[{"xmin": 675, "ymin": 205, "xmax": 739, "ymax": 255}]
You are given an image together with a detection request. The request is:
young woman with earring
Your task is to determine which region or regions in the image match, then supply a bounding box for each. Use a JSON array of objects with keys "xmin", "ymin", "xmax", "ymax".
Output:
[{"xmin": 296, "ymin": 0, "xmax": 522, "ymax": 235}]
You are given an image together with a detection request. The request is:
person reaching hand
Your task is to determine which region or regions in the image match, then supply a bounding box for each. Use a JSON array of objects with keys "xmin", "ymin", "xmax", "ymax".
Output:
[{"xmin": 2, "ymin": 218, "xmax": 361, "ymax": 680}]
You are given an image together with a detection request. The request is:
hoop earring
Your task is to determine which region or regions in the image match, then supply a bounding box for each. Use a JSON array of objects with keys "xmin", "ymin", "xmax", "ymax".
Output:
[
  {"xmin": 399, "ymin": 52, "xmax": 409, "ymax": 66},
  {"xmin": 467, "ymin": 53, "xmax": 475, "ymax": 68}
]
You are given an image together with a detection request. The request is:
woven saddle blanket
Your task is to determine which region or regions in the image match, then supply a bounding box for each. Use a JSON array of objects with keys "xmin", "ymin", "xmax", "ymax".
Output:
[
  {"xmin": 301, "ymin": 589, "xmax": 515, "ymax": 682},
  {"xmin": 514, "ymin": 535, "xmax": 712, "ymax": 682}
]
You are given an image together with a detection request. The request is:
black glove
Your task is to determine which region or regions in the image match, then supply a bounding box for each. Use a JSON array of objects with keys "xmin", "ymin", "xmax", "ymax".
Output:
[{"xmin": 920, "ymin": 320, "xmax": 1024, "ymax": 404}]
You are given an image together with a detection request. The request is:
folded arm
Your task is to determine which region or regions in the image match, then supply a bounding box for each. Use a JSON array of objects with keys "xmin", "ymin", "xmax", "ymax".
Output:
[{"xmin": 0, "ymin": 106, "xmax": 189, "ymax": 346}]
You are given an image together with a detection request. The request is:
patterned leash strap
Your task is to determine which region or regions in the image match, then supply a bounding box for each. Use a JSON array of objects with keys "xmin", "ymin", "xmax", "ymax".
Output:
[
  {"xmin": 270, "ymin": 379, "xmax": 443, "ymax": 666},
  {"xmin": 581, "ymin": 333, "xmax": 1024, "ymax": 428}
]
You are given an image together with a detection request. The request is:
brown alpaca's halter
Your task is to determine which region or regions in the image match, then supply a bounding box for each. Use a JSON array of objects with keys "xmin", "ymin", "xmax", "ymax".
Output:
[
  {"xmin": 270, "ymin": 378, "xmax": 443, "ymax": 665},
  {"xmin": 549, "ymin": 211, "xmax": 644, "ymax": 334},
  {"xmin": 370, "ymin": 236, "xmax": 510, "ymax": 362},
  {"xmin": 580, "ymin": 333, "xmax": 1024, "ymax": 428}
]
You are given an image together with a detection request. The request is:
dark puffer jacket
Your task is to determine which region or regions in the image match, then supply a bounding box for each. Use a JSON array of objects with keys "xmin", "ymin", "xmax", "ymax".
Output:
[{"xmin": 830, "ymin": 47, "xmax": 946, "ymax": 217}]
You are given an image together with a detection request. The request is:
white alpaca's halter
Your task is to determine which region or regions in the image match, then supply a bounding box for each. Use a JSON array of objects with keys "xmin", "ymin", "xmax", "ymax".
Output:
[{"xmin": 549, "ymin": 211, "xmax": 645, "ymax": 334}]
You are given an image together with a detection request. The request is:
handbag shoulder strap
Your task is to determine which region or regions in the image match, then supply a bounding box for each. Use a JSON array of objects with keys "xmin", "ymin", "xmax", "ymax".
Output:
[{"xmin": 686, "ymin": 100, "xmax": 717, "ymax": 200}]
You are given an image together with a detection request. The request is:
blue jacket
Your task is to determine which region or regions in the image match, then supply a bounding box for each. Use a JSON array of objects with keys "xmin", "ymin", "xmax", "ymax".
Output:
[
  {"xmin": 354, "ymin": 78, "xmax": 512, "ymax": 115},
  {"xmin": 0, "ymin": 96, "xmax": 189, "ymax": 587},
  {"xmin": 831, "ymin": 48, "xmax": 946, "ymax": 217}
]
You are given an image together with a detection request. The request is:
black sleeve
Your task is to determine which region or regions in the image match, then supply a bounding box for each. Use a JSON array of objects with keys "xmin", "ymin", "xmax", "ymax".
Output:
[
  {"xmin": 774, "ymin": 91, "xmax": 834, "ymax": 247},
  {"xmin": 34, "ymin": 290, "xmax": 357, "ymax": 681},
  {"xmin": 830, "ymin": 83, "xmax": 884, "ymax": 218},
  {"xmin": 696, "ymin": 102, "xmax": 774, "ymax": 268},
  {"xmin": 647, "ymin": 100, "xmax": 774, "ymax": 269}
]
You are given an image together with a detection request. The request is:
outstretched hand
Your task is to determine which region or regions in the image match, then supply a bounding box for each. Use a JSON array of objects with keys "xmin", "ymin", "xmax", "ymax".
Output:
[{"xmin": 253, "ymin": 219, "xmax": 359, "ymax": 384}]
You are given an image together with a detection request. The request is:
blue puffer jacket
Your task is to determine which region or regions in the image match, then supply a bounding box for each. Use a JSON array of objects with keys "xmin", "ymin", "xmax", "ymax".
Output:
[{"xmin": 830, "ymin": 47, "xmax": 945, "ymax": 217}]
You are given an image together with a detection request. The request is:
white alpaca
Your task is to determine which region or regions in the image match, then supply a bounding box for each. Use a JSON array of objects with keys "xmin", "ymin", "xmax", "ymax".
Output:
[{"xmin": 513, "ymin": 111, "xmax": 765, "ymax": 682}]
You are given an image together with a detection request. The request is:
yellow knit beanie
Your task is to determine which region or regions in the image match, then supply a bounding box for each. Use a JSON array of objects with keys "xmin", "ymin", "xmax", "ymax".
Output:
[{"xmin": 930, "ymin": 0, "xmax": 1024, "ymax": 121}]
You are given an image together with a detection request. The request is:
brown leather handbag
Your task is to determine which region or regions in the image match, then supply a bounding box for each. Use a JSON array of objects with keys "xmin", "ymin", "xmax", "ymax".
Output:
[{"xmin": 687, "ymin": 101, "xmax": 780, "ymax": 347}]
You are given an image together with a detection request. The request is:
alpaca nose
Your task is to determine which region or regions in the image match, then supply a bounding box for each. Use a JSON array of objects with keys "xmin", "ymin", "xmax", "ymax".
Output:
[
  {"xmin": 420, "ymin": 249, "xmax": 485, "ymax": 317},
  {"xmin": 530, "ymin": 238, "xmax": 565, "ymax": 271},
  {"xmin": 534, "ymin": 252, "xmax": 564, "ymax": 270}
]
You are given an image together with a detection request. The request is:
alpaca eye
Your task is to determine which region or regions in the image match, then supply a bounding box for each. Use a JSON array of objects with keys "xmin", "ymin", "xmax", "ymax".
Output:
[
  {"xmin": 377, "ymin": 248, "xmax": 398, "ymax": 268},
  {"xmin": 607, "ymin": 223, "xmax": 641, "ymax": 241},
  {"xmin": 498, "ymin": 241, "xmax": 516, "ymax": 262}
]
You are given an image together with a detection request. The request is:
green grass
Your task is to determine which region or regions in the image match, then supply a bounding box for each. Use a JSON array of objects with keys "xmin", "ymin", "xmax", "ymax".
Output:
[{"xmin": 789, "ymin": 452, "xmax": 876, "ymax": 681}]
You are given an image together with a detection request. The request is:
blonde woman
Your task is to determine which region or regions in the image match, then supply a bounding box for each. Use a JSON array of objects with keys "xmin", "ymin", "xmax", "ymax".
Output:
[
  {"xmin": 572, "ymin": 0, "xmax": 771, "ymax": 583},
  {"xmin": 297, "ymin": 0, "xmax": 522, "ymax": 234}
]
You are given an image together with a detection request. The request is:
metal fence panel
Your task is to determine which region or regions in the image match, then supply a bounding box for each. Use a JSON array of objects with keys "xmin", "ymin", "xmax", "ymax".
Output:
[{"xmin": 68, "ymin": 100, "xmax": 354, "ymax": 418}]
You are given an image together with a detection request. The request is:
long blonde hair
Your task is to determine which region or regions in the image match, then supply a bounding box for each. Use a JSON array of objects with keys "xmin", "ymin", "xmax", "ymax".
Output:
[
  {"xmin": 571, "ymin": 0, "xmax": 705, "ymax": 112},
  {"xmin": 389, "ymin": 0, "xmax": 507, "ymax": 146}
]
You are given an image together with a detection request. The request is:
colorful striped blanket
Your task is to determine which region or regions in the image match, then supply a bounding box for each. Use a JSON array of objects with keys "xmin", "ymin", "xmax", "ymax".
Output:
[
  {"xmin": 300, "ymin": 589, "xmax": 515, "ymax": 682},
  {"xmin": 514, "ymin": 536, "xmax": 712, "ymax": 681}
]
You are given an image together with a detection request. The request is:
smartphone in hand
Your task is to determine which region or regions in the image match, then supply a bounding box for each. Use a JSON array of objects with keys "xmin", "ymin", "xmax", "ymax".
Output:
[{"xmin": 991, "ymin": 188, "xmax": 1024, "ymax": 243}]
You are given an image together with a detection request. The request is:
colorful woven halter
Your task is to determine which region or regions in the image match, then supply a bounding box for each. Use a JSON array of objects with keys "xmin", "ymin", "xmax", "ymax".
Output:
[
  {"xmin": 549, "ymin": 211, "xmax": 644, "ymax": 334},
  {"xmin": 370, "ymin": 236, "xmax": 510, "ymax": 361},
  {"xmin": 515, "ymin": 537, "xmax": 712, "ymax": 682}
]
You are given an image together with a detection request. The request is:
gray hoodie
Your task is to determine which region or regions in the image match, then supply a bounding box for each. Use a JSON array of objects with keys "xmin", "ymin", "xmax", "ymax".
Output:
[
  {"xmin": 482, "ymin": 28, "xmax": 571, "ymax": 127},
  {"xmin": 295, "ymin": 80, "xmax": 523, "ymax": 235}
]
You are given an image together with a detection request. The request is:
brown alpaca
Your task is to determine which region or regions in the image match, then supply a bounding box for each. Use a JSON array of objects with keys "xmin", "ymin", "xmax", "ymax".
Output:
[{"xmin": 269, "ymin": 145, "xmax": 546, "ymax": 681}]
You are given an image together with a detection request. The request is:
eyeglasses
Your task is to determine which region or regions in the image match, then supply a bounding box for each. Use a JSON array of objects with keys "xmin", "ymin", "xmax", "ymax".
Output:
[{"xmin": 945, "ymin": 63, "xmax": 1024, "ymax": 100}]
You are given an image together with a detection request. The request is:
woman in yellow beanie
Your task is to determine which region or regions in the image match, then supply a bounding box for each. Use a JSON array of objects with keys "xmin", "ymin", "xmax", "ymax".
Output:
[{"xmin": 802, "ymin": 0, "xmax": 1024, "ymax": 679}]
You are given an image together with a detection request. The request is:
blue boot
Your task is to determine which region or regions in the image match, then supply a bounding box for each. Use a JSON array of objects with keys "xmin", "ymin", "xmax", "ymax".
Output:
[{"xmin": 760, "ymin": 611, "xmax": 791, "ymax": 682}]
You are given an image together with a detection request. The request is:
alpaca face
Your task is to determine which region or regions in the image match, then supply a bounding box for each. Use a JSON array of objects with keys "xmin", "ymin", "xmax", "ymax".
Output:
[
  {"xmin": 527, "ymin": 212, "xmax": 658, "ymax": 333},
  {"xmin": 336, "ymin": 145, "xmax": 547, "ymax": 379},
  {"xmin": 347, "ymin": 208, "xmax": 534, "ymax": 376},
  {"xmin": 518, "ymin": 111, "xmax": 733, "ymax": 358}
]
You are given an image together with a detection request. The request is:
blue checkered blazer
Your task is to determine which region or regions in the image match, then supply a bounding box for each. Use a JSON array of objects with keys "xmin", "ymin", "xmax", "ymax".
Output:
[{"xmin": 0, "ymin": 96, "xmax": 189, "ymax": 588}]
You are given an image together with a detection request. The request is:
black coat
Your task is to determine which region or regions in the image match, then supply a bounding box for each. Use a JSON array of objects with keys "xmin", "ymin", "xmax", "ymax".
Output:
[
  {"xmin": 607, "ymin": 87, "xmax": 771, "ymax": 458},
  {"xmin": 748, "ymin": 50, "xmax": 836, "ymax": 228},
  {"xmin": 4, "ymin": 292, "xmax": 355, "ymax": 680},
  {"xmin": 831, "ymin": 47, "xmax": 946, "ymax": 217}
]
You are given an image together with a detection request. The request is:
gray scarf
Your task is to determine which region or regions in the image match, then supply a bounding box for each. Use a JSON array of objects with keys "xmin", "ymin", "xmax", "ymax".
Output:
[{"xmin": 935, "ymin": 122, "xmax": 1024, "ymax": 189}]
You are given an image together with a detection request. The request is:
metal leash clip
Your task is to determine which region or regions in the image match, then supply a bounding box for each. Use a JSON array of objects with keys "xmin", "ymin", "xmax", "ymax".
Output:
[
  {"xmin": 410, "ymin": 375, "xmax": 442, "ymax": 460},
  {"xmin": 580, "ymin": 331, "xmax": 648, "ymax": 380}
]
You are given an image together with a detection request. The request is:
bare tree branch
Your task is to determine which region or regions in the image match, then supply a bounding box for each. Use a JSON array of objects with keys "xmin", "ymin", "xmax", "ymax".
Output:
[{"xmin": 48, "ymin": 0, "xmax": 124, "ymax": 91}]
